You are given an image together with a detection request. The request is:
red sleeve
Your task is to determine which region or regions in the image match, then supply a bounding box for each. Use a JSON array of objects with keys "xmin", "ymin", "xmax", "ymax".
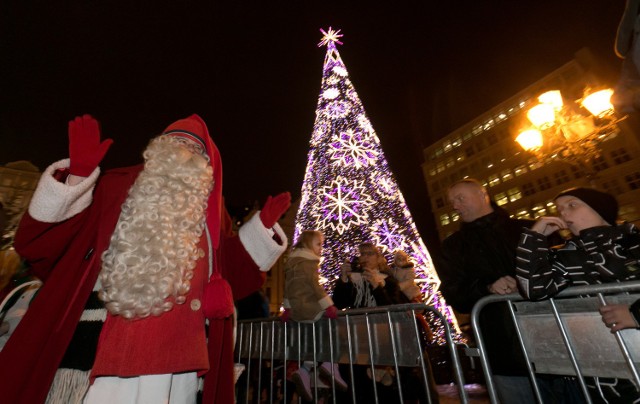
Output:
[
  {"xmin": 13, "ymin": 212, "xmax": 86, "ymax": 282},
  {"xmin": 217, "ymin": 231, "xmax": 266, "ymax": 301}
]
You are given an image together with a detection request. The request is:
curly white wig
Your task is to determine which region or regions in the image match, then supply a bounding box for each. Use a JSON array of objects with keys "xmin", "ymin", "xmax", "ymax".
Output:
[{"xmin": 99, "ymin": 135, "xmax": 213, "ymax": 319}]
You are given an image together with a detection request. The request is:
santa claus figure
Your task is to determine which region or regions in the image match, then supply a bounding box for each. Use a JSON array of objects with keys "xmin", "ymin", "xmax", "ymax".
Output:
[{"xmin": 0, "ymin": 114, "xmax": 290, "ymax": 403}]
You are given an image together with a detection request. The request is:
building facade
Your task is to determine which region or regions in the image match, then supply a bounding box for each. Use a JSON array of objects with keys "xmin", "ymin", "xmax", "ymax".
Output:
[{"xmin": 423, "ymin": 51, "xmax": 640, "ymax": 241}]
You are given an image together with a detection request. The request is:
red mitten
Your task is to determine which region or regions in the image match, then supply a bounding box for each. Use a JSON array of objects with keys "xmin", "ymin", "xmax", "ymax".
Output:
[
  {"xmin": 259, "ymin": 192, "xmax": 291, "ymax": 228},
  {"xmin": 324, "ymin": 305, "xmax": 338, "ymax": 319},
  {"xmin": 68, "ymin": 114, "xmax": 113, "ymax": 177},
  {"xmin": 280, "ymin": 308, "xmax": 291, "ymax": 323},
  {"xmin": 202, "ymin": 273, "xmax": 235, "ymax": 319}
]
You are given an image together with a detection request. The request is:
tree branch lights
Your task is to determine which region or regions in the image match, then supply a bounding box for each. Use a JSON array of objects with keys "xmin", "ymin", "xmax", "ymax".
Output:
[{"xmin": 294, "ymin": 28, "xmax": 460, "ymax": 341}]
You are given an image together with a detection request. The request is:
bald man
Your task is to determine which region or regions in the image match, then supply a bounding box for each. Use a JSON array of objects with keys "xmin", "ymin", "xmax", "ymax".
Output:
[{"xmin": 435, "ymin": 179, "xmax": 543, "ymax": 403}]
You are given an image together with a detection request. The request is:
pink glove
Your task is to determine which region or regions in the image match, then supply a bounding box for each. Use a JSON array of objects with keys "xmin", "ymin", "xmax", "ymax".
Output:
[
  {"xmin": 324, "ymin": 305, "xmax": 338, "ymax": 319},
  {"xmin": 68, "ymin": 114, "xmax": 113, "ymax": 177},
  {"xmin": 280, "ymin": 308, "xmax": 291, "ymax": 323},
  {"xmin": 260, "ymin": 192, "xmax": 291, "ymax": 228}
]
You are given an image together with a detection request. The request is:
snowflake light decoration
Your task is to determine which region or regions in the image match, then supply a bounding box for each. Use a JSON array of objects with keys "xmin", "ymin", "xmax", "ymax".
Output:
[
  {"xmin": 372, "ymin": 173, "xmax": 396, "ymax": 195},
  {"xmin": 329, "ymin": 129, "xmax": 378, "ymax": 168},
  {"xmin": 323, "ymin": 88, "xmax": 339, "ymax": 99},
  {"xmin": 370, "ymin": 218, "xmax": 409, "ymax": 253},
  {"xmin": 315, "ymin": 176, "xmax": 374, "ymax": 234},
  {"xmin": 325, "ymin": 101, "xmax": 350, "ymax": 119},
  {"xmin": 332, "ymin": 66, "xmax": 348, "ymax": 77}
]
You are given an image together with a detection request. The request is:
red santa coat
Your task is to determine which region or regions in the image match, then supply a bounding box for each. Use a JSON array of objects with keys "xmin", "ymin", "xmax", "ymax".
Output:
[{"xmin": 0, "ymin": 159, "xmax": 286, "ymax": 404}]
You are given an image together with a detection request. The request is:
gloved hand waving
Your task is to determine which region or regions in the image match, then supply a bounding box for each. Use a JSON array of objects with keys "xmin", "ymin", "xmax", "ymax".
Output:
[
  {"xmin": 259, "ymin": 192, "xmax": 291, "ymax": 228},
  {"xmin": 68, "ymin": 114, "xmax": 113, "ymax": 177}
]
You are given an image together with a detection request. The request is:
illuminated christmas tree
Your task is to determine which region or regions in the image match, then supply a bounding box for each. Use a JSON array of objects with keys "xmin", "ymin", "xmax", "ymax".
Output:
[{"xmin": 294, "ymin": 28, "xmax": 458, "ymax": 338}]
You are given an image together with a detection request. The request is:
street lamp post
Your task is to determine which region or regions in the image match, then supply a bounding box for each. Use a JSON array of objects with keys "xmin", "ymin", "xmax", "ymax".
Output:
[{"xmin": 515, "ymin": 89, "xmax": 625, "ymax": 182}]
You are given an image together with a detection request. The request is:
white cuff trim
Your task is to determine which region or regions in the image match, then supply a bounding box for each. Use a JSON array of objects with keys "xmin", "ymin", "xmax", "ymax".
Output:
[
  {"xmin": 238, "ymin": 212, "xmax": 288, "ymax": 272},
  {"xmin": 28, "ymin": 159, "xmax": 100, "ymax": 223},
  {"xmin": 318, "ymin": 295, "xmax": 333, "ymax": 309}
]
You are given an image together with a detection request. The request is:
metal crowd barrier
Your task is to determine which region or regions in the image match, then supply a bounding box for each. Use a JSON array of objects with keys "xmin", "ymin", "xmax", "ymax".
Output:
[
  {"xmin": 470, "ymin": 280, "xmax": 640, "ymax": 404},
  {"xmin": 234, "ymin": 303, "xmax": 469, "ymax": 403}
]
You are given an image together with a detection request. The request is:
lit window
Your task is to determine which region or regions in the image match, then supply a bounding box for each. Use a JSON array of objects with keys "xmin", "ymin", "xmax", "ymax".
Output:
[
  {"xmin": 437, "ymin": 162, "xmax": 445, "ymax": 173},
  {"xmin": 488, "ymin": 175, "xmax": 500, "ymax": 187},
  {"xmin": 456, "ymin": 153, "xmax": 465, "ymax": 162},
  {"xmin": 446, "ymin": 158, "xmax": 455, "ymax": 168},
  {"xmin": 533, "ymin": 209, "xmax": 547, "ymax": 218},
  {"xmin": 501, "ymin": 169, "xmax": 513, "ymax": 182},
  {"xmin": 528, "ymin": 159, "xmax": 543, "ymax": 171},
  {"xmin": 451, "ymin": 212, "xmax": 460, "ymax": 222},
  {"xmin": 444, "ymin": 141, "xmax": 452, "ymax": 153},
  {"xmin": 440, "ymin": 214, "xmax": 450, "ymax": 226},
  {"xmin": 514, "ymin": 165, "xmax": 527, "ymax": 176},
  {"xmin": 495, "ymin": 192, "xmax": 508, "ymax": 206},
  {"xmin": 429, "ymin": 168, "xmax": 437, "ymax": 176},
  {"xmin": 452, "ymin": 137, "xmax": 462, "ymax": 148},
  {"xmin": 507, "ymin": 187, "xmax": 522, "ymax": 202}
]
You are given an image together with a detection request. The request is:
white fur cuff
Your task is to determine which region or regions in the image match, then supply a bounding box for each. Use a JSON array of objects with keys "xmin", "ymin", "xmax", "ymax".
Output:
[
  {"xmin": 29, "ymin": 159, "xmax": 100, "ymax": 223},
  {"xmin": 238, "ymin": 212, "xmax": 288, "ymax": 272},
  {"xmin": 318, "ymin": 295, "xmax": 333, "ymax": 309}
]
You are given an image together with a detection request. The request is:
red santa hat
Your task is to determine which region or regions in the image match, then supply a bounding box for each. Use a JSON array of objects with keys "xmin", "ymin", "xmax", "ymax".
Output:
[{"xmin": 162, "ymin": 114, "xmax": 223, "ymax": 248}]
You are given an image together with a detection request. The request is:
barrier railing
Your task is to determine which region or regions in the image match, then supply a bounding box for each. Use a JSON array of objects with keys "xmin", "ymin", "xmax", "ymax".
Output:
[
  {"xmin": 234, "ymin": 303, "xmax": 468, "ymax": 403},
  {"xmin": 470, "ymin": 280, "xmax": 640, "ymax": 404}
]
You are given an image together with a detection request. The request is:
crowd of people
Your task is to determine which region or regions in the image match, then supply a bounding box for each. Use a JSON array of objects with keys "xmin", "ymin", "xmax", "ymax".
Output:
[
  {"xmin": 0, "ymin": 3, "xmax": 638, "ymax": 403},
  {"xmin": 0, "ymin": 111, "xmax": 639, "ymax": 404}
]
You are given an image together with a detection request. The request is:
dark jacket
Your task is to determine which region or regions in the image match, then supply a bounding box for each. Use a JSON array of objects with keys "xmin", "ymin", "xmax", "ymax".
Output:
[
  {"xmin": 437, "ymin": 208, "xmax": 533, "ymax": 313},
  {"xmin": 436, "ymin": 207, "xmax": 533, "ymax": 376},
  {"xmin": 517, "ymin": 223, "xmax": 640, "ymax": 300},
  {"xmin": 332, "ymin": 271, "xmax": 407, "ymax": 309}
]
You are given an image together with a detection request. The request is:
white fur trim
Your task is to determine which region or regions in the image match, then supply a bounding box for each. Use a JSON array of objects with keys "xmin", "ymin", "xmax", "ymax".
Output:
[
  {"xmin": 238, "ymin": 212, "xmax": 287, "ymax": 272},
  {"xmin": 79, "ymin": 308, "xmax": 107, "ymax": 322},
  {"xmin": 318, "ymin": 295, "xmax": 333, "ymax": 309},
  {"xmin": 29, "ymin": 159, "xmax": 100, "ymax": 223}
]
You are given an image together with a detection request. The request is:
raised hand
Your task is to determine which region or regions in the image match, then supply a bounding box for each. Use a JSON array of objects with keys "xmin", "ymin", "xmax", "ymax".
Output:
[
  {"xmin": 259, "ymin": 192, "xmax": 291, "ymax": 228},
  {"xmin": 68, "ymin": 114, "xmax": 113, "ymax": 177}
]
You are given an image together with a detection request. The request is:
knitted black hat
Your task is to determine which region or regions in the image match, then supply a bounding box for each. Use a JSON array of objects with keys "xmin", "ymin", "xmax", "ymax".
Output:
[{"xmin": 555, "ymin": 187, "xmax": 619, "ymax": 225}]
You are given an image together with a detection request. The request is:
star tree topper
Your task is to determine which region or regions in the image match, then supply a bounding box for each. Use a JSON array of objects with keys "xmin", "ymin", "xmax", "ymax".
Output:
[{"xmin": 318, "ymin": 27, "xmax": 344, "ymax": 47}]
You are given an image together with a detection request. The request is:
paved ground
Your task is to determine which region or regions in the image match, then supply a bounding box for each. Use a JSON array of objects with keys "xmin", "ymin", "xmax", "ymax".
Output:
[{"xmin": 437, "ymin": 383, "xmax": 490, "ymax": 403}]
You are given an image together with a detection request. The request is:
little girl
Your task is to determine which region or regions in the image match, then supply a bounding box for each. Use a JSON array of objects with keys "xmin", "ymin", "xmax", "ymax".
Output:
[{"xmin": 282, "ymin": 230, "xmax": 346, "ymax": 400}]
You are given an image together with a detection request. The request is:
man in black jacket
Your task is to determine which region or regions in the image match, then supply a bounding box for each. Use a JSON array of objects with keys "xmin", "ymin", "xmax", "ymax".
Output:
[{"xmin": 436, "ymin": 178, "xmax": 538, "ymax": 403}]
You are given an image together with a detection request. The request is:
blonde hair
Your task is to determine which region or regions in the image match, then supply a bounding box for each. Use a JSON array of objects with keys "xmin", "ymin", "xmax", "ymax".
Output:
[
  {"xmin": 99, "ymin": 135, "xmax": 213, "ymax": 319},
  {"xmin": 293, "ymin": 230, "xmax": 323, "ymax": 250}
]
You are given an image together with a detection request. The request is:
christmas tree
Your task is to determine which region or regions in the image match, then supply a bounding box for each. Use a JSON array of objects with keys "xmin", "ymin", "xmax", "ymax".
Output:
[{"xmin": 294, "ymin": 28, "xmax": 458, "ymax": 338}]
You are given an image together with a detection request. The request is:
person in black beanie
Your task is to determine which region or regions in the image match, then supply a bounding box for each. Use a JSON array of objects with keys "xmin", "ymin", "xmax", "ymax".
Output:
[
  {"xmin": 516, "ymin": 186, "xmax": 639, "ymax": 300},
  {"xmin": 516, "ymin": 186, "xmax": 640, "ymax": 403}
]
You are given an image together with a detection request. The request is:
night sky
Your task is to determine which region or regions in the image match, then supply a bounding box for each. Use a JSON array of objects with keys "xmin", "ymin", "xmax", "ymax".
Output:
[{"xmin": 0, "ymin": 1, "xmax": 625, "ymax": 250}]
